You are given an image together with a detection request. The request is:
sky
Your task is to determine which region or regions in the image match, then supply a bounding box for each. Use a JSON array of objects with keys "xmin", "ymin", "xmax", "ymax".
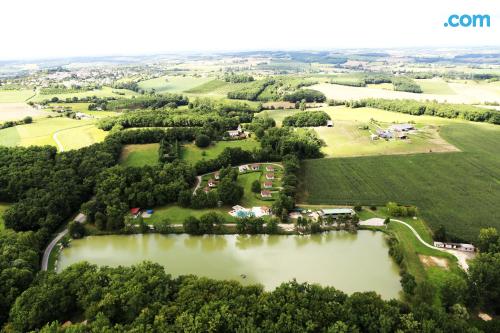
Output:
[{"xmin": 1, "ymin": 0, "xmax": 499, "ymax": 60}]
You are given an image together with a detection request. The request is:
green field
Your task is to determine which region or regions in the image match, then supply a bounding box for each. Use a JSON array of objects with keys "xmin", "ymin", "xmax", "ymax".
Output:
[
  {"xmin": 181, "ymin": 139, "xmax": 260, "ymax": 164},
  {"xmin": 237, "ymin": 171, "xmax": 279, "ymax": 207},
  {"xmin": 185, "ymin": 79, "xmax": 229, "ymax": 94},
  {"xmin": 120, "ymin": 143, "xmax": 159, "ymax": 167},
  {"xmin": 298, "ymin": 122, "xmax": 500, "ymax": 241},
  {"xmin": 0, "ymin": 89, "xmax": 36, "ymax": 103},
  {"xmin": 138, "ymin": 76, "xmax": 212, "ymax": 94},
  {"xmin": 0, "ymin": 117, "xmax": 103, "ymax": 149},
  {"xmin": 31, "ymin": 87, "xmax": 139, "ymax": 103},
  {"xmin": 146, "ymin": 205, "xmax": 236, "ymax": 225},
  {"xmin": 416, "ymin": 78, "xmax": 455, "ymax": 95},
  {"xmin": 0, "ymin": 203, "xmax": 9, "ymax": 232}
]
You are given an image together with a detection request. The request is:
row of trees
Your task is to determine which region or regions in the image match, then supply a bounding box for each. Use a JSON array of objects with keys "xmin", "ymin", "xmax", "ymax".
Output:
[
  {"xmin": 391, "ymin": 77, "xmax": 423, "ymax": 93},
  {"xmin": 283, "ymin": 88, "xmax": 326, "ymax": 103},
  {"xmin": 282, "ymin": 110, "xmax": 331, "ymax": 127},
  {"xmin": 105, "ymin": 93, "xmax": 189, "ymax": 110},
  {"xmin": 6, "ymin": 261, "xmax": 482, "ymax": 332}
]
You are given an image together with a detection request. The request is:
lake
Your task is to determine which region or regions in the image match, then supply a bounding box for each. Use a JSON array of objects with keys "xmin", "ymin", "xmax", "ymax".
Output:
[{"xmin": 57, "ymin": 230, "xmax": 402, "ymax": 299}]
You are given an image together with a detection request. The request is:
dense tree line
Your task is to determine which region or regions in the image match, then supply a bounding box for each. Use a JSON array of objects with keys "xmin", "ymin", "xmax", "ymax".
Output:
[
  {"xmin": 83, "ymin": 162, "xmax": 196, "ymax": 231},
  {"xmin": 105, "ymin": 93, "xmax": 189, "ymax": 110},
  {"xmin": 227, "ymin": 79, "xmax": 275, "ymax": 101},
  {"xmin": 282, "ymin": 111, "xmax": 331, "ymax": 127},
  {"xmin": 283, "ymin": 89, "xmax": 326, "ymax": 103},
  {"xmin": 6, "ymin": 262, "xmax": 482, "ymax": 332},
  {"xmin": 391, "ymin": 77, "xmax": 423, "ymax": 93},
  {"xmin": 223, "ymin": 73, "xmax": 254, "ymax": 83},
  {"xmin": 346, "ymin": 98, "xmax": 500, "ymax": 124},
  {"xmin": 158, "ymin": 139, "xmax": 181, "ymax": 163}
]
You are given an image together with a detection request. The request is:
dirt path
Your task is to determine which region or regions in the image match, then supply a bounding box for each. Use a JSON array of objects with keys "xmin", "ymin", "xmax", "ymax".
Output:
[
  {"xmin": 390, "ymin": 219, "xmax": 473, "ymax": 271},
  {"xmin": 52, "ymin": 123, "xmax": 93, "ymax": 152},
  {"xmin": 41, "ymin": 229, "xmax": 68, "ymax": 271}
]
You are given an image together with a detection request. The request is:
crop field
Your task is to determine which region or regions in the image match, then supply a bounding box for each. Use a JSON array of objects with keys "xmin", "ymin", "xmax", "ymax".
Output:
[
  {"xmin": 137, "ymin": 76, "xmax": 212, "ymax": 94},
  {"xmin": 120, "ymin": 143, "xmax": 160, "ymax": 167},
  {"xmin": 30, "ymin": 87, "xmax": 139, "ymax": 103},
  {"xmin": 310, "ymin": 81, "xmax": 500, "ymax": 104},
  {"xmin": 0, "ymin": 103, "xmax": 51, "ymax": 122},
  {"xmin": 298, "ymin": 122, "xmax": 500, "ymax": 241},
  {"xmin": 415, "ymin": 78, "xmax": 455, "ymax": 95},
  {"xmin": 0, "ymin": 117, "xmax": 100, "ymax": 148},
  {"xmin": 0, "ymin": 89, "xmax": 36, "ymax": 103},
  {"xmin": 181, "ymin": 139, "xmax": 260, "ymax": 164},
  {"xmin": 55, "ymin": 124, "xmax": 108, "ymax": 151},
  {"xmin": 185, "ymin": 79, "xmax": 230, "ymax": 95}
]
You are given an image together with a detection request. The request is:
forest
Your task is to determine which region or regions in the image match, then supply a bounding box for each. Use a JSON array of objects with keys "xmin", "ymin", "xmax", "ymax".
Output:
[{"xmin": 282, "ymin": 111, "xmax": 331, "ymax": 127}]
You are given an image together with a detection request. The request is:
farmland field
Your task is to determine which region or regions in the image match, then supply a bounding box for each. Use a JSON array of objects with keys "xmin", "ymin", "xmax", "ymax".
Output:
[
  {"xmin": 415, "ymin": 78, "xmax": 455, "ymax": 95},
  {"xmin": 54, "ymin": 124, "xmax": 108, "ymax": 151},
  {"xmin": 0, "ymin": 103, "xmax": 51, "ymax": 122},
  {"xmin": 0, "ymin": 89, "xmax": 36, "ymax": 103},
  {"xmin": 311, "ymin": 81, "xmax": 500, "ymax": 104},
  {"xmin": 0, "ymin": 117, "xmax": 100, "ymax": 148},
  {"xmin": 120, "ymin": 143, "xmax": 159, "ymax": 167},
  {"xmin": 30, "ymin": 86, "xmax": 139, "ymax": 103},
  {"xmin": 138, "ymin": 76, "xmax": 212, "ymax": 94},
  {"xmin": 298, "ymin": 122, "xmax": 500, "ymax": 241},
  {"xmin": 181, "ymin": 139, "xmax": 260, "ymax": 164}
]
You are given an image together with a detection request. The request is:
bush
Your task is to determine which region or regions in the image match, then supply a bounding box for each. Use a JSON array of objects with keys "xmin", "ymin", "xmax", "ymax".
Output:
[
  {"xmin": 251, "ymin": 180, "xmax": 261, "ymax": 193},
  {"xmin": 354, "ymin": 205, "xmax": 362, "ymax": 212},
  {"xmin": 195, "ymin": 134, "xmax": 211, "ymax": 148},
  {"xmin": 23, "ymin": 116, "xmax": 33, "ymax": 124},
  {"xmin": 68, "ymin": 221, "xmax": 85, "ymax": 239}
]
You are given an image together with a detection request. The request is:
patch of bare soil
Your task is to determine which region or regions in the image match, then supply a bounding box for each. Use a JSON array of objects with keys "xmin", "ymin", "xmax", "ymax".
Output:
[{"xmin": 419, "ymin": 255, "xmax": 449, "ymax": 269}]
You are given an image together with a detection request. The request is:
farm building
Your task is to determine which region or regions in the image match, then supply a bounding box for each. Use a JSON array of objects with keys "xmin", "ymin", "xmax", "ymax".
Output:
[
  {"xmin": 265, "ymin": 173, "xmax": 275, "ymax": 180},
  {"xmin": 327, "ymin": 120, "xmax": 334, "ymax": 127},
  {"xmin": 263, "ymin": 181, "xmax": 273, "ymax": 188},
  {"xmin": 390, "ymin": 123, "xmax": 415, "ymax": 132},
  {"xmin": 377, "ymin": 130, "xmax": 393, "ymax": 139},
  {"xmin": 319, "ymin": 208, "xmax": 355, "ymax": 219},
  {"xmin": 130, "ymin": 207, "xmax": 141, "ymax": 217},
  {"xmin": 433, "ymin": 242, "xmax": 475, "ymax": 252},
  {"xmin": 397, "ymin": 132, "xmax": 408, "ymax": 140},
  {"xmin": 261, "ymin": 190, "xmax": 272, "ymax": 198},
  {"xmin": 370, "ymin": 134, "xmax": 379, "ymax": 141},
  {"xmin": 227, "ymin": 125, "xmax": 247, "ymax": 139}
]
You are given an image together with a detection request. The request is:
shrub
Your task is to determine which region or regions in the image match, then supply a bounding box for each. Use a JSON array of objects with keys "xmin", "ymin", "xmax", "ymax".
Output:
[{"xmin": 195, "ymin": 134, "xmax": 211, "ymax": 148}]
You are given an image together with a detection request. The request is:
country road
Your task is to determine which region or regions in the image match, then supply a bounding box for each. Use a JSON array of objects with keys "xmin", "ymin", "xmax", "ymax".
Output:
[{"xmin": 41, "ymin": 229, "xmax": 68, "ymax": 271}]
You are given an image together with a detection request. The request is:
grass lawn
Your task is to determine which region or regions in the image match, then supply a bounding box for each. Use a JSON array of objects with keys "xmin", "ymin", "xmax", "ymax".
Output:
[
  {"xmin": 298, "ymin": 122, "xmax": 500, "ymax": 241},
  {"xmin": 31, "ymin": 87, "xmax": 139, "ymax": 103},
  {"xmin": 181, "ymin": 139, "xmax": 260, "ymax": 164},
  {"xmin": 0, "ymin": 89, "xmax": 36, "ymax": 103},
  {"xmin": 146, "ymin": 205, "xmax": 236, "ymax": 225},
  {"xmin": 0, "ymin": 203, "xmax": 10, "ymax": 232},
  {"xmin": 138, "ymin": 76, "xmax": 212, "ymax": 94},
  {"xmin": 237, "ymin": 172, "xmax": 277, "ymax": 207},
  {"xmin": 0, "ymin": 117, "xmax": 100, "ymax": 148},
  {"xmin": 120, "ymin": 143, "xmax": 160, "ymax": 167}
]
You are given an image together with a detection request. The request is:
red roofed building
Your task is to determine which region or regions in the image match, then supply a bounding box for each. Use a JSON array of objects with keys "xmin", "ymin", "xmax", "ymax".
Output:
[
  {"xmin": 261, "ymin": 190, "xmax": 272, "ymax": 198},
  {"xmin": 130, "ymin": 208, "xmax": 140, "ymax": 216},
  {"xmin": 263, "ymin": 181, "xmax": 273, "ymax": 188}
]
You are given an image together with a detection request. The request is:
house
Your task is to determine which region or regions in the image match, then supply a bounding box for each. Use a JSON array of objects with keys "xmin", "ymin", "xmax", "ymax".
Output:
[
  {"xmin": 251, "ymin": 164, "xmax": 260, "ymax": 171},
  {"xmin": 239, "ymin": 165, "xmax": 249, "ymax": 173},
  {"xmin": 390, "ymin": 123, "xmax": 415, "ymax": 132},
  {"xmin": 228, "ymin": 130, "xmax": 241, "ymax": 138},
  {"xmin": 130, "ymin": 207, "xmax": 141, "ymax": 217},
  {"xmin": 214, "ymin": 172, "xmax": 220, "ymax": 180},
  {"xmin": 263, "ymin": 181, "xmax": 273, "ymax": 188},
  {"xmin": 265, "ymin": 173, "xmax": 275, "ymax": 180},
  {"xmin": 261, "ymin": 190, "xmax": 272, "ymax": 198},
  {"xmin": 370, "ymin": 134, "xmax": 379, "ymax": 141},
  {"xmin": 377, "ymin": 130, "xmax": 393, "ymax": 139},
  {"xmin": 208, "ymin": 179, "xmax": 217, "ymax": 188},
  {"xmin": 73, "ymin": 213, "xmax": 87, "ymax": 223},
  {"xmin": 397, "ymin": 132, "xmax": 408, "ymax": 140},
  {"xmin": 319, "ymin": 208, "xmax": 355, "ymax": 219},
  {"xmin": 260, "ymin": 206, "xmax": 271, "ymax": 215},
  {"xmin": 266, "ymin": 165, "xmax": 274, "ymax": 172},
  {"xmin": 327, "ymin": 120, "xmax": 334, "ymax": 127},
  {"xmin": 433, "ymin": 242, "xmax": 475, "ymax": 252}
]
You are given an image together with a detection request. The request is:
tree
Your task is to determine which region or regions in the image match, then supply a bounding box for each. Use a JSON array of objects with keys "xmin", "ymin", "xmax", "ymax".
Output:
[
  {"xmin": 266, "ymin": 218, "xmax": 279, "ymax": 234},
  {"xmin": 23, "ymin": 116, "xmax": 33, "ymax": 124},
  {"xmin": 195, "ymin": 134, "xmax": 211, "ymax": 148},
  {"xmin": 467, "ymin": 252, "xmax": 500, "ymax": 312},
  {"xmin": 400, "ymin": 272, "xmax": 416, "ymax": 296},
  {"xmin": 414, "ymin": 280, "xmax": 436, "ymax": 305},
  {"xmin": 434, "ymin": 225, "xmax": 448, "ymax": 242},
  {"xmin": 440, "ymin": 274, "xmax": 467, "ymax": 309},
  {"xmin": 217, "ymin": 178, "xmax": 243, "ymax": 205},
  {"xmin": 251, "ymin": 180, "xmax": 261, "ymax": 193},
  {"xmin": 183, "ymin": 216, "xmax": 200, "ymax": 235},
  {"xmin": 478, "ymin": 227, "xmax": 499, "ymax": 253},
  {"xmin": 68, "ymin": 221, "xmax": 85, "ymax": 239},
  {"xmin": 178, "ymin": 189, "xmax": 192, "ymax": 207}
]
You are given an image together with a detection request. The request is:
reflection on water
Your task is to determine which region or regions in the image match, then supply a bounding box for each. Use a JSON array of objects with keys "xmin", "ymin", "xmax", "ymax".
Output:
[{"xmin": 58, "ymin": 231, "xmax": 402, "ymax": 299}]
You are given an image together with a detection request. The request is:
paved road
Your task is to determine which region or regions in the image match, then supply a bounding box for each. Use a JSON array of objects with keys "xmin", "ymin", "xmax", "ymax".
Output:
[
  {"xmin": 389, "ymin": 218, "xmax": 472, "ymax": 271},
  {"xmin": 41, "ymin": 229, "xmax": 68, "ymax": 271}
]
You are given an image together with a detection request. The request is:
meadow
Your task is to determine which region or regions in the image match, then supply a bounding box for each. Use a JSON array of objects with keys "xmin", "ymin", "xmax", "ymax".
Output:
[
  {"xmin": 0, "ymin": 89, "xmax": 36, "ymax": 103},
  {"xmin": 120, "ymin": 143, "xmax": 160, "ymax": 167},
  {"xmin": 298, "ymin": 122, "xmax": 500, "ymax": 241},
  {"xmin": 181, "ymin": 139, "xmax": 260, "ymax": 164},
  {"xmin": 137, "ymin": 76, "xmax": 212, "ymax": 94},
  {"xmin": 0, "ymin": 103, "xmax": 50, "ymax": 122},
  {"xmin": 0, "ymin": 117, "xmax": 103, "ymax": 149}
]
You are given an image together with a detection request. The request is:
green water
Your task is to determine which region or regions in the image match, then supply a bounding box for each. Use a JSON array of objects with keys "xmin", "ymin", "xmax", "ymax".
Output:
[{"xmin": 57, "ymin": 230, "xmax": 402, "ymax": 299}]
